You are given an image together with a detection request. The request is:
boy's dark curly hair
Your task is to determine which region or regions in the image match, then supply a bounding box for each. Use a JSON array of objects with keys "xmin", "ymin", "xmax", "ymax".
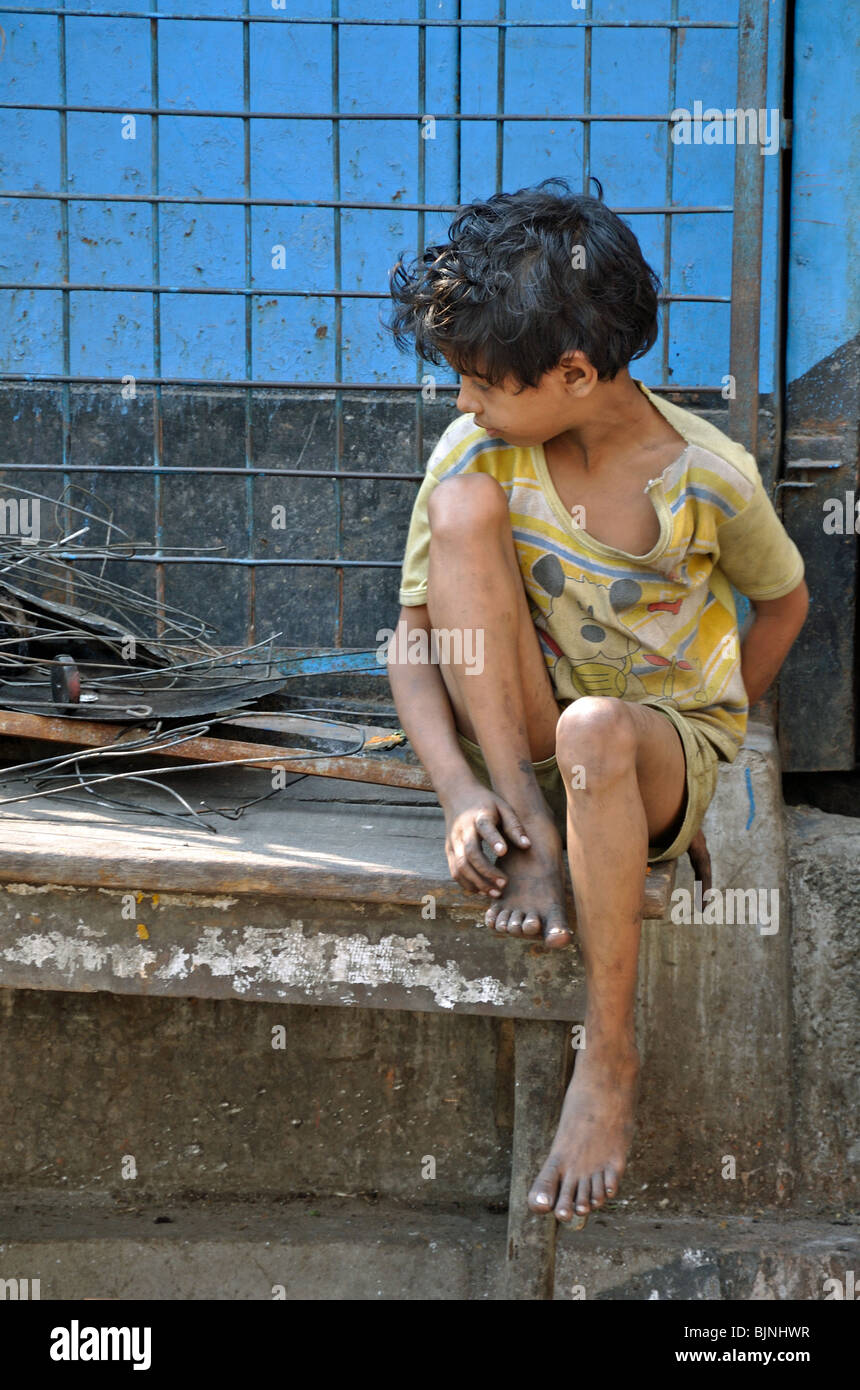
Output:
[{"xmin": 385, "ymin": 177, "xmax": 660, "ymax": 387}]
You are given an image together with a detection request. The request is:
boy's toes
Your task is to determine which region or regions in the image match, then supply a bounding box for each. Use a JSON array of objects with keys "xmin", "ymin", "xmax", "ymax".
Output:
[
  {"xmin": 521, "ymin": 911, "xmax": 542, "ymax": 937},
  {"xmin": 505, "ymin": 909, "xmax": 524, "ymax": 935},
  {"xmin": 575, "ymin": 1176, "xmax": 593, "ymax": 1217},
  {"xmin": 544, "ymin": 907, "xmax": 572, "ymax": 948},
  {"xmin": 527, "ymin": 1161, "xmax": 560, "ymax": 1215},
  {"xmin": 604, "ymin": 1164, "xmax": 620, "ymax": 1200},
  {"xmin": 553, "ymin": 1171, "xmax": 579, "ymax": 1222},
  {"xmin": 589, "ymin": 1170, "xmax": 606, "ymax": 1209}
]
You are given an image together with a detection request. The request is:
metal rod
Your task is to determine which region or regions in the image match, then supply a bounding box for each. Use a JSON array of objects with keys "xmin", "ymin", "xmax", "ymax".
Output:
[
  {"xmin": 0, "ymin": 373, "xmax": 723, "ymax": 393},
  {"xmin": 0, "ymin": 708, "xmax": 434, "ymax": 791},
  {"xmin": 0, "ymin": 191, "xmax": 734, "ymax": 213},
  {"xmin": 0, "ymin": 9, "xmax": 739, "ymax": 27},
  {"xmin": 727, "ymin": 0, "xmax": 770, "ymax": 456},
  {"xmin": 2, "ymin": 103, "xmax": 739, "ymax": 122},
  {"xmin": 0, "ymin": 281, "xmax": 731, "ymax": 303}
]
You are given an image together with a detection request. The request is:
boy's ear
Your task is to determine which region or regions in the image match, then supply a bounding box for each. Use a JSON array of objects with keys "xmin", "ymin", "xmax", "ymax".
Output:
[{"xmin": 557, "ymin": 349, "xmax": 598, "ymax": 396}]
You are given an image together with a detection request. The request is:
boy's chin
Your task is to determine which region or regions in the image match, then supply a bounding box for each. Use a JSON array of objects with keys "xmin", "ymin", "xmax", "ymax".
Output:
[{"xmin": 484, "ymin": 425, "xmax": 528, "ymax": 442}]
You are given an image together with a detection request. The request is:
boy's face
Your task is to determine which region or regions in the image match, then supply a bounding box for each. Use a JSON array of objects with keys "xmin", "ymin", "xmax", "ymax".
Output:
[{"xmin": 450, "ymin": 352, "xmax": 597, "ymax": 446}]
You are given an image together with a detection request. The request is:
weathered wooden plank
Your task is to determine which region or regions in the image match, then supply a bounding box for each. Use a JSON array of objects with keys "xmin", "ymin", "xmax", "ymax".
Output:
[
  {"xmin": 0, "ymin": 784, "xmax": 675, "ymax": 914},
  {"xmin": 503, "ymin": 1018, "xmax": 571, "ymax": 1298}
]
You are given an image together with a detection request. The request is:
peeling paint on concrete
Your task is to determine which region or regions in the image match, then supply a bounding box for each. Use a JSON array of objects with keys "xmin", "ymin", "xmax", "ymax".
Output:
[
  {"xmin": 154, "ymin": 893, "xmax": 239, "ymax": 911},
  {"xmin": 0, "ymin": 923, "xmax": 518, "ymax": 1011},
  {"xmin": 93, "ymin": 888, "xmax": 240, "ymax": 910},
  {"xmin": 180, "ymin": 926, "xmax": 517, "ymax": 1010},
  {"xmin": 1, "ymin": 926, "xmax": 156, "ymax": 980},
  {"xmin": 3, "ymin": 883, "xmax": 85, "ymax": 897}
]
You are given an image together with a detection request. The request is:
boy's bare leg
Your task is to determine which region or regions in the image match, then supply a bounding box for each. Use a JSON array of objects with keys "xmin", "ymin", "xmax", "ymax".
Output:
[
  {"xmin": 528, "ymin": 697, "xmax": 688, "ymax": 1221},
  {"xmin": 425, "ymin": 472, "xmax": 571, "ymax": 943}
]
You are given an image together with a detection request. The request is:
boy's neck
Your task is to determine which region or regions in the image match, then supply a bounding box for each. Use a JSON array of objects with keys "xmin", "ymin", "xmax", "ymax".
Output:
[{"xmin": 550, "ymin": 370, "xmax": 675, "ymax": 468}]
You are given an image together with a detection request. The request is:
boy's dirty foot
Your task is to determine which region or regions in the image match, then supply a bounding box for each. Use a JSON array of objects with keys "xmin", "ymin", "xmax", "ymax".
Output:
[
  {"xmin": 484, "ymin": 813, "xmax": 570, "ymax": 946},
  {"xmin": 527, "ymin": 1043, "xmax": 640, "ymax": 1220}
]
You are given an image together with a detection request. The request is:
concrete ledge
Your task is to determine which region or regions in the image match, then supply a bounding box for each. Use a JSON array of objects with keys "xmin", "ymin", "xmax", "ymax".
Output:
[
  {"xmin": 0, "ymin": 886, "xmax": 591, "ymax": 1019},
  {"xmin": 0, "ymin": 1196, "xmax": 855, "ymax": 1301},
  {"xmin": 0, "ymin": 772, "xmax": 671, "ymax": 1020},
  {"xmin": 635, "ymin": 721, "xmax": 795, "ymax": 1207},
  {"xmin": 784, "ymin": 805, "xmax": 860, "ymax": 1207}
]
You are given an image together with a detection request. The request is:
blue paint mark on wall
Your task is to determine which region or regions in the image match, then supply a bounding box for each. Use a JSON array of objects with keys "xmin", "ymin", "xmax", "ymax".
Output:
[{"xmin": 744, "ymin": 765, "xmax": 756, "ymax": 829}]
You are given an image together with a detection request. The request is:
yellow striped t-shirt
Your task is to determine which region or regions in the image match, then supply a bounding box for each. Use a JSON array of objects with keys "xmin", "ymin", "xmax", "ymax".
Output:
[{"xmin": 398, "ymin": 380, "xmax": 805, "ymax": 760}]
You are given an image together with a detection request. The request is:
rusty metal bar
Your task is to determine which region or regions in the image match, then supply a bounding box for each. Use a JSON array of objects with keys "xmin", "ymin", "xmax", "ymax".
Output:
[
  {"xmin": 241, "ymin": 0, "xmax": 255, "ymax": 645},
  {"xmin": 0, "ymin": 8, "xmax": 739, "ymax": 26},
  {"xmin": 581, "ymin": 0, "xmax": 592, "ymax": 194},
  {"xmin": 3, "ymin": 102, "xmax": 736, "ymax": 122},
  {"xmin": 0, "ymin": 192, "xmax": 735, "ymax": 213},
  {"xmin": 0, "ymin": 281, "xmax": 732, "ymax": 302},
  {"xmin": 0, "ymin": 708, "xmax": 435, "ymax": 791},
  {"xmin": 0, "ymin": 373, "xmax": 724, "ymax": 393},
  {"xmin": 331, "ymin": 0, "xmax": 345, "ymax": 647},
  {"xmin": 727, "ymin": 0, "xmax": 770, "ymax": 456},
  {"xmin": 0, "ymin": 463, "xmax": 430, "ymax": 480},
  {"xmin": 150, "ymin": 2, "xmax": 166, "ymax": 632},
  {"xmin": 661, "ymin": 0, "xmax": 680, "ymax": 389}
]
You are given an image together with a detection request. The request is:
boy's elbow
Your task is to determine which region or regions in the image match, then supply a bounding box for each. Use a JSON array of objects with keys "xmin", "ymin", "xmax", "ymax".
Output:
[
  {"xmin": 385, "ymin": 605, "xmax": 430, "ymax": 684},
  {"xmin": 752, "ymin": 577, "xmax": 809, "ymax": 636},
  {"xmin": 399, "ymin": 602, "xmax": 430, "ymax": 627},
  {"xmin": 789, "ymin": 578, "xmax": 810, "ymax": 634}
]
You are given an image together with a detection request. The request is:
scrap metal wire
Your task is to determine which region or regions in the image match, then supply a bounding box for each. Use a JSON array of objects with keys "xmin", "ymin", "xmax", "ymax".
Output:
[
  {"xmin": 0, "ymin": 482, "xmax": 223, "ymax": 648},
  {"xmin": 0, "ymin": 484, "xmax": 289, "ymax": 715},
  {"xmin": 54, "ymin": 759, "xmax": 292, "ymax": 834},
  {"xmin": 0, "ymin": 710, "xmax": 371, "ymax": 830},
  {"xmin": 0, "ymin": 482, "xmax": 396, "ymax": 822}
]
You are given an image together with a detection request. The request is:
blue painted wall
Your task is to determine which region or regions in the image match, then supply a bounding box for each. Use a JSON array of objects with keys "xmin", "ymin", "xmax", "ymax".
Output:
[
  {"xmin": 785, "ymin": 0, "xmax": 859, "ymax": 384},
  {"xmin": 1, "ymin": 0, "xmax": 785, "ymax": 396}
]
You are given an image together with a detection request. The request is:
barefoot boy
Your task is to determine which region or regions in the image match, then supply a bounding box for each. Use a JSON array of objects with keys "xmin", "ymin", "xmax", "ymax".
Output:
[{"xmin": 383, "ymin": 180, "xmax": 808, "ymax": 1223}]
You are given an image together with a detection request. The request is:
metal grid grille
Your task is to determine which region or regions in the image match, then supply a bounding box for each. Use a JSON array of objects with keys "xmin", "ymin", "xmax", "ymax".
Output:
[{"xmin": 0, "ymin": 1, "xmax": 769, "ymax": 647}]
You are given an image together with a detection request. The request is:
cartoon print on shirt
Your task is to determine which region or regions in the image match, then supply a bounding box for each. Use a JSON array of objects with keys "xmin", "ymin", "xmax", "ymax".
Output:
[
  {"xmin": 528, "ymin": 552, "xmax": 708, "ymax": 702},
  {"xmin": 530, "ymin": 553, "xmax": 567, "ymax": 617},
  {"xmin": 640, "ymin": 651, "xmax": 705, "ymax": 700},
  {"xmin": 529, "ymin": 554, "xmax": 649, "ymax": 698}
]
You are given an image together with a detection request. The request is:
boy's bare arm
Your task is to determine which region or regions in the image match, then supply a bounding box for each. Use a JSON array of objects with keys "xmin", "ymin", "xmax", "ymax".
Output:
[
  {"xmin": 385, "ymin": 603, "xmax": 532, "ymax": 895},
  {"xmin": 385, "ymin": 604, "xmax": 478, "ymax": 801},
  {"xmin": 740, "ymin": 578, "xmax": 809, "ymax": 705}
]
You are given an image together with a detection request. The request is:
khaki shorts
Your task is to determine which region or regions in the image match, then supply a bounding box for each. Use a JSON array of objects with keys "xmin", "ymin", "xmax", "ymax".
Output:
[{"xmin": 455, "ymin": 699, "xmax": 724, "ymax": 864}]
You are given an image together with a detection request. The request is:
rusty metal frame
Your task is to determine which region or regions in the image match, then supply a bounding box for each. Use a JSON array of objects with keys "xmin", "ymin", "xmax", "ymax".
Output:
[{"xmin": 0, "ymin": 3, "xmax": 772, "ymax": 634}]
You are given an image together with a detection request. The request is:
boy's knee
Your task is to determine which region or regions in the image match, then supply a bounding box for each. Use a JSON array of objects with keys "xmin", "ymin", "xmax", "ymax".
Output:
[
  {"xmin": 427, "ymin": 473, "xmax": 508, "ymax": 537},
  {"xmin": 556, "ymin": 697, "xmax": 637, "ymax": 781}
]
